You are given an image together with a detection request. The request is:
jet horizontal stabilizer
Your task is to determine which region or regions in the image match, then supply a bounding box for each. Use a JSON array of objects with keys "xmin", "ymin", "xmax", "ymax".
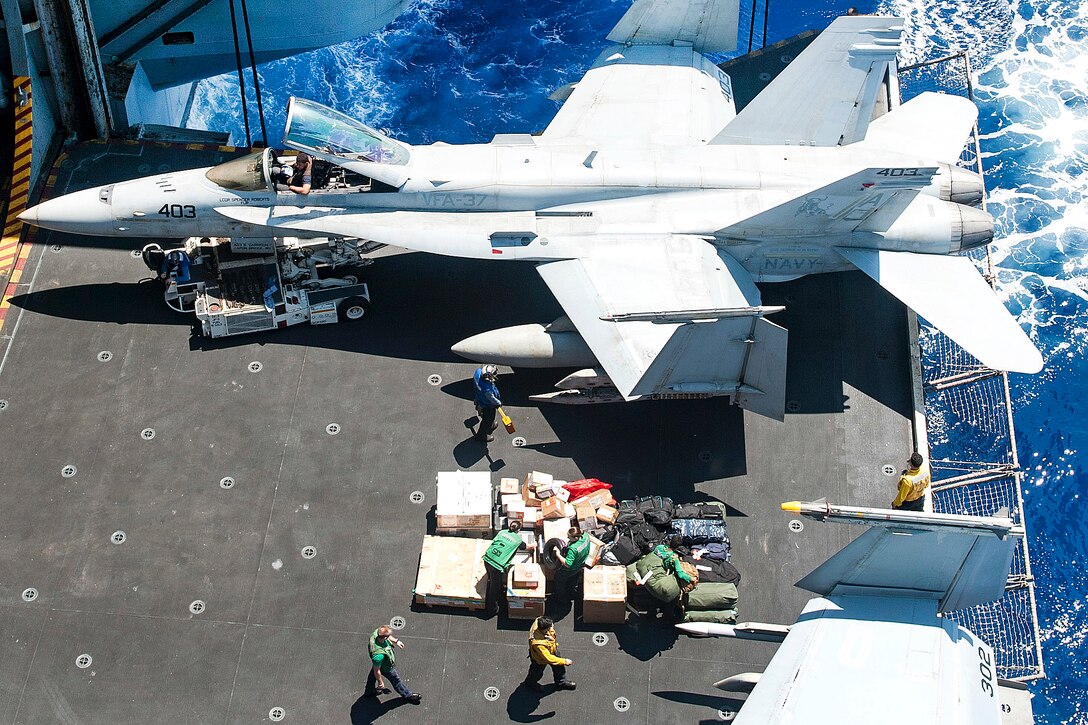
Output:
[
  {"xmin": 854, "ymin": 91, "xmax": 979, "ymax": 164},
  {"xmin": 836, "ymin": 247, "xmax": 1043, "ymax": 373}
]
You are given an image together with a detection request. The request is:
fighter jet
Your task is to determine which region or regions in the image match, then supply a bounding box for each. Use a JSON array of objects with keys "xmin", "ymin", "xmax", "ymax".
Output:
[
  {"xmin": 21, "ymin": 0, "xmax": 1043, "ymax": 419},
  {"xmin": 677, "ymin": 500, "xmax": 1036, "ymax": 724}
]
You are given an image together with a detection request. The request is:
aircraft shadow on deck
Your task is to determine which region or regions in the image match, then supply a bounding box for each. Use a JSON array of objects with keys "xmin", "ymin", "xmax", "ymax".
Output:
[{"xmin": 10, "ymin": 252, "xmax": 911, "ymax": 425}]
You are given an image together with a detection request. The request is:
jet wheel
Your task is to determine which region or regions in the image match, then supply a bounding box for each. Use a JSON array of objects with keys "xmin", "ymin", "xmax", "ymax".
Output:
[{"xmin": 338, "ymin": 296, "xmax": 370, "ymax": 322}]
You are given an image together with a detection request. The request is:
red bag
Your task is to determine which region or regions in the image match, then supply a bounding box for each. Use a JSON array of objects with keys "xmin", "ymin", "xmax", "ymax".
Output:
[{"xmin": 563, "ymin": 478, "xmax": 612, "ymax": 499}]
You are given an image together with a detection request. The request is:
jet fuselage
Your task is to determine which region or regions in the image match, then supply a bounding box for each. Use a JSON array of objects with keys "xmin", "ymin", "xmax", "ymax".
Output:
[{"xmin": 23, "ymin": 141, "xmax": 987, "ymax": 282}]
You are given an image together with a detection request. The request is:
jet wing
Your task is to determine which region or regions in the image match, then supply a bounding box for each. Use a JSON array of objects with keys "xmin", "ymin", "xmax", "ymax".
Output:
[
  {"xmin": 836, "ymin": 247, "xmax": 1043, "ymax": 373},
  {"xmin": 733, "ymin": 595, "xmax": 1006, "ymax": 725},
  {"xmin": 536, "ymin": 235, "xmax": 788, "ymax": 418},
  {"xmin": 540, "ymin": 0, "xmax": 740, "ymax": 147},
  {"xmin": 732, "ymin": 508, "xmax": 1022, "ymax": 724},
  {"xmin": 711, "ymin": 15, "xmax": 902, "ymax": 147}
]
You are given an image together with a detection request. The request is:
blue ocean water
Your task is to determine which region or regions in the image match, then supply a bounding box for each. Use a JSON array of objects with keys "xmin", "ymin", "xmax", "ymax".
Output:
[{"xmin": 190, "ymin": 0, "xmax": 1088, "ymax": 721}]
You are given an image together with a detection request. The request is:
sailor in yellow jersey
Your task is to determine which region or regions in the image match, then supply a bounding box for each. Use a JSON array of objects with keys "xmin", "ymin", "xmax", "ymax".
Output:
[{"xmin": 892, "ymin": 452, "xmax": 931, "ymax": 511}]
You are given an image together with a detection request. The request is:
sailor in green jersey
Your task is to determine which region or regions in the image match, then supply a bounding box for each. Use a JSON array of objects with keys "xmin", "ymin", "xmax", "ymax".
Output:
[
  {"xmin": 482, "ymin": 520, "xmax": 526, "ymax": 616},
  {"xmin": 654, "ymin": 536, "xmax": 695, "ymax": 585},
  {"xmin": 550, "ymin": 527, "xmax": 592, "ymax": 600},
  {"xmin": 364, "ymin": 625, "xmax": 421, "ymax": 703}
]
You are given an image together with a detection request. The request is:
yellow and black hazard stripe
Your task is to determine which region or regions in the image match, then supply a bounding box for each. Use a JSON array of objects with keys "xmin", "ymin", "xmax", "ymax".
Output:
[{"xmin": 0, "ymin": 76, "xmax": 34, "ymax": 333}]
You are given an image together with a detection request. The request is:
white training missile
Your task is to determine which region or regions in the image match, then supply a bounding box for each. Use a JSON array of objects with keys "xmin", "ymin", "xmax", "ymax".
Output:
[
  {"xmin": 451, "ymin": 322, "xmax": 596, "ymax": 368},
  {"xmin": 675, "ymin": 621, "xmax": 789, "ymax": 641},
  {"xmin": 780, "ymin": 499, "xmax": 1024, "ymax": 537}
]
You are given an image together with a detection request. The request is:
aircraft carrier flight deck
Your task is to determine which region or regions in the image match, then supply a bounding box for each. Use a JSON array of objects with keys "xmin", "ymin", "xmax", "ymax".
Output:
[{"xmin": 0, "ymin": 135, "xmax": 919, "ymax": 724}]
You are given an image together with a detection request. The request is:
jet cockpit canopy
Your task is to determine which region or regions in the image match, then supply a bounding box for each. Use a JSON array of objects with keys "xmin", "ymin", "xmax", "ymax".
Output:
[
  {"xmin": 283, "ymin": 97, "xmax": 411, "ymax": 188},
  {"xmin": 205, "ymin": 150, "xmax": 269, "ymax": 192}
]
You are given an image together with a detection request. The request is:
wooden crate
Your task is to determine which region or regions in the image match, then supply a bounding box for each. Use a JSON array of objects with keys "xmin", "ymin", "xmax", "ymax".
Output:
[{"xmin": 414, "ymin": 535, "xmax": 489, "ymax": 610}]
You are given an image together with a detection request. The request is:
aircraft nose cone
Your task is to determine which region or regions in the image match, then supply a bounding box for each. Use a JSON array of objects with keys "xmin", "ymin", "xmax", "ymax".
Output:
[{"xmin": 19, "ymin": 187, "xmax": 114, "ymax": 233}]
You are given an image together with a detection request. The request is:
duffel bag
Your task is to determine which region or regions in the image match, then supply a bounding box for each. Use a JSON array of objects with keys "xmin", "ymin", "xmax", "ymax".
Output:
[
  {"xmin": 682, "ymin": 609, "xmax": 738, "ymax": 625},
  {"xmin": 684, "ymin": 582, "xmax": 739, "ymax": 612}
]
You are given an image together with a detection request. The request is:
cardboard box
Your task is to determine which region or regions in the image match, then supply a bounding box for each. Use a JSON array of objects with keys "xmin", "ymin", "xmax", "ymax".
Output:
[
  {"xmin": 596, "ymin": 505, "xmax": 618, "ymax": 524},
  {"xmin": 582, "ymin": 565, "xmax": 627, "ymax": 623},
  {"xmin": 541, "ymin": 517, "xmax": 572, "ymax": 546},
  {"xmin": 575, "ymin": 503, "xmax": 598, "ymax": 531},
  {"xmin": 512, "ymin": 563, "xmax": 541, "ymax": 588},
  {"xmin": 522, "ymin": 508, "xmax": 540, "ymax": 526},
  {"xmin": 541, "ymin": 496, "xmax": 566, "ymax": 520},
  {"xmin": 553, "ymin": 486, "xmax": 570, "ymax": 502},
  {"xmin": 414, "ymin": 535, "xmax": 489, "ymax": 610},
  {"xmin": 506, "ymin": 498, "xmax": 527, "ymax": 521},
  {"xmin": 517, "ymin": 532, "xmax": 537, "ymax": 553},
  {"xmin": 499, "ymin": 477, "xmax": 520, "ymax": 495},
  {"xmin": 507, "ymin": 564, "xmax": 546, "ymax": 620},
  {"xmin": 521, "ymin": 471, "xmax": 553, "ymax": 508},
  {"xmin": 501, "ymin": 493, "xmax": 523, "ymax": 512},
  {"xmin": 570, "ymin": 489, "xmax": 614, "ymax": 510},
  {"xmin": 585, "ymin": 534, "xmax": 606, "ymax": 568},
  {"xmin": 436, "ymin": 471, "xmax": 493, "ymax": 530},
  {"xmin": 563, "ymin": 502, "xmax": 576, "ymax": 519},
  {"xmin": 525, "ymin": 470, "xmax": 554, "ymax": 489}
]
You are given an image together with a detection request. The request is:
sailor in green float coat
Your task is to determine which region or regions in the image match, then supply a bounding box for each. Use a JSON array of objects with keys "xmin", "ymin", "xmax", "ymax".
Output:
[
  {"xmin": 364, "ymin": 625, "xmax": 421, "ymax": 703},
  {"xmin": 482, "ymin": 520, "xmax": 526, "ymax": 616}
]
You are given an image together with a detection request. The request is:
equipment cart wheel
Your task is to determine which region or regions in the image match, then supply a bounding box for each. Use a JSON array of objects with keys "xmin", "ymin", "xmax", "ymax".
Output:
[{"xmin": 338, "ymin": 296, "xmax": 371, "ymax": 322}]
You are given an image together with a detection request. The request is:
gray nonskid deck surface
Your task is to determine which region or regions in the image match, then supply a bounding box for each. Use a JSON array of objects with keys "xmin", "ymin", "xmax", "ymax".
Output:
[{"xmin": 0, "ymin": 142, "xmax": 915, "ymax": 724}]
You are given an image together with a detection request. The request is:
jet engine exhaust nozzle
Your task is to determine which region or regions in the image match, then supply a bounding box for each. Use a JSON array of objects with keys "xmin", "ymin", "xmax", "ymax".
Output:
[
  {"xmin": 955, "ymin": 204, "xmax": 994, "ymax": 252},
  {"xmin": 941, "ymin": 164, "xmax": 985, "ymax": 206}
]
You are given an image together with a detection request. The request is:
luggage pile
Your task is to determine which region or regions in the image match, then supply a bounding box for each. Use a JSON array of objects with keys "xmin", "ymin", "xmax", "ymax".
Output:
[
  {"xmin": 612, "ymin": 497, "xmax": 739, "ymax": 625},
  {"xmin": 415, "ymin": 470, "xmax": 739, "ymax": 626}
]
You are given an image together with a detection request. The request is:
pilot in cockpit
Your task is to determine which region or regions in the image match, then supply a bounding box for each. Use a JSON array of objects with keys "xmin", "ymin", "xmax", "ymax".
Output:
[
  {"xmin": 273, "ymin": 151, "xmax": 313, "ymax": 195},
  {"xmin": 285, "ymin": 152, "xmax": 312, "ymax": 195}
]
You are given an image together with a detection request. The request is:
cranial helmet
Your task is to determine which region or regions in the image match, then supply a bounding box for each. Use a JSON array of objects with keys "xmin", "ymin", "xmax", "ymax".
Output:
[{"xmin": 482, "ymin": 364, "xmax": 499, "ymax": 380}]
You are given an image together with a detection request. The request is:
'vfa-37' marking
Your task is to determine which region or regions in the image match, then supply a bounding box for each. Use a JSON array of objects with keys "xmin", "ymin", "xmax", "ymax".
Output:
[{"xmin": 20, "ymin": 0, "xmax": 1042, "ymax": 419}]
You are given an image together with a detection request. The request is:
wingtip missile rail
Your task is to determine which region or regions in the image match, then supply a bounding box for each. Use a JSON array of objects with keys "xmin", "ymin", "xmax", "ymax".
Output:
[{"xmin": 781, "ymin": 499, "xmax": 1025, "ymax": 538}]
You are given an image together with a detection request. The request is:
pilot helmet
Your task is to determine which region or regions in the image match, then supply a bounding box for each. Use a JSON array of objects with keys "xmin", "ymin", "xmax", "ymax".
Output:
[{"xmin": 482, "ymin": 364, "xmax": 499, "ymax": 381}]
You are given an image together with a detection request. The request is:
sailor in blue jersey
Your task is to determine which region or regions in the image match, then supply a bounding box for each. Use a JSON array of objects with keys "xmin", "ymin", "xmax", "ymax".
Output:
[{"xmin": 473, "ymin": 365, "xmax": 502, "ymax": 443}]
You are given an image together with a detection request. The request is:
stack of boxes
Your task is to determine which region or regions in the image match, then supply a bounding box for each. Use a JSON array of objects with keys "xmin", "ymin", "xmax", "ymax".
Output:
[
  {"xmin": 415, "ymin": 469, "xmax": 628, "ymax": 621},
  {"xmin": 502, "ymin": 471, "xmax": 628, "ymax": 623}
]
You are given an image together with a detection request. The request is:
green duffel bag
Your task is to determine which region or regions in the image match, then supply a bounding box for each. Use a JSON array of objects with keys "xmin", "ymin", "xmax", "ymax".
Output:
[
  {"xmin": 625, "ymin": 562, "xmax": 640, "ymax": 584},
  {"xmin": 682, "ymin": 608, "xmax": 738, "ymax": 625},
  {"xmin": 635, "ymin": 552, "xmax": 682, "ymax": 603},
  {"xmin": 685, "ymin": 582, "xmax": 739, "ymax": 611}
]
